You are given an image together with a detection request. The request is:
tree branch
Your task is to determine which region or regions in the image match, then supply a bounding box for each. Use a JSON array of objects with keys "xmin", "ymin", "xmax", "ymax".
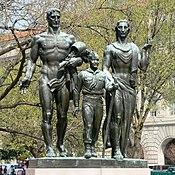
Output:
[
  {"xmin": 0, "ymin": 127, "xmax": 44, "ymax": 141},
  {"xmin": 0, "ymin": 39, "xmax": 31, "ymax": 56},
  {"xmin": 0, "ymin": 101, "xmax": 41, "ymax": 109},
  {"xmin": 0, "ymin": 28, "xmax": 30, "ymax": 101}
]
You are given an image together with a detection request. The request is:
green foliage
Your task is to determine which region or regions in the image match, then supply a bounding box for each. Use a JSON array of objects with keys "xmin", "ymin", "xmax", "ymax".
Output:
[
  {"xmin": 0, "ymin": 149, "xmax": 18, "ymax": 160},
  {"xmin": 132, "ymin": 0, "xmax": 175, "ymax": 158}
]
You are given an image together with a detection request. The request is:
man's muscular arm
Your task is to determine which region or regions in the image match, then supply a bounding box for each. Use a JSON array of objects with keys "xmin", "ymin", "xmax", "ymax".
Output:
[
  {"xmin": 67, "ymin": 36, "xmax": 84, "ymax": 67},
  {"xmin": 20, "ymin": 35, "xmax": 39, "ymax": 94}
]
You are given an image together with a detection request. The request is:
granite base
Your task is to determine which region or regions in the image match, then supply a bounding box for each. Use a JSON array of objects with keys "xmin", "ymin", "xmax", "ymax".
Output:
[{"xmin": 26, "ymin": 157, "xmax": 151, "ymax": 175}]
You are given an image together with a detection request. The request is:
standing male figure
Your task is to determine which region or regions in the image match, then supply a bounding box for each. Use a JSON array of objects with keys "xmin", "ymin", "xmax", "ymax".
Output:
[
  {"xmin": 102, "ymin": 20, "xmax": 151, "ymax": 160},
  {"xmin": 78, "ymin": 51, "xmax": 114, "ymax": 159},
  {"xmin": 20, "ymin": 8, "xmax": 84, "ymax": 157}
]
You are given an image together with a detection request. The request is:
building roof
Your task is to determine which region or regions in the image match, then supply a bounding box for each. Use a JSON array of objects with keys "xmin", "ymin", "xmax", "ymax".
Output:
[{"xmin": 0, "ymin": 28, "xmax": 45, "ymax": 42}]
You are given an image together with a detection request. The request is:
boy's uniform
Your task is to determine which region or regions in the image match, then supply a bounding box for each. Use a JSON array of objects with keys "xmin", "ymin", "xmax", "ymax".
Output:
[{"xmin": 78, "ymin": 67, "xmax": 113, "ymax": 158}]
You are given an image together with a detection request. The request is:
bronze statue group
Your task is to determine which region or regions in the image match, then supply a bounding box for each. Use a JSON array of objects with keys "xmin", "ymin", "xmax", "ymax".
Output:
[{"xmin": 20, "ymin": 8, "xmax": 151, "ymax": 160}]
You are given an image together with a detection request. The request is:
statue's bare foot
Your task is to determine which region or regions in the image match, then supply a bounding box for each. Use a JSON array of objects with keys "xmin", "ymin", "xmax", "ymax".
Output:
[
  {"xmin": 60, "ymin": 151, "xmax": 68, "ymax": 157},
  {"xmin": 91, "ymin": 146, "xmax": 97, "ymax": 158},
  {"xmin": 112, "ymin": 148, "xmax": 123, "ymax": 161},
  {"xmin": 58, "ymin": 145, "xmax": 68, "ymax": 157},
  {"xmin": 46, "ymin": 146, "xmax": 56, "ymax": 157},
  {"xmin": 123, "ymin": 153, "xmax": 128, "ymax": 158},
  {"xmin": 84, "ymin": 149, "xmax": 92, "ymax": 159}
]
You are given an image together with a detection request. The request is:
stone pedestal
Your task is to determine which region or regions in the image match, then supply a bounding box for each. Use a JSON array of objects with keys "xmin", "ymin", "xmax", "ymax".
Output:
[{"xmin": 26, "ymin": 157, "xmax": 151, "ymax": 175}]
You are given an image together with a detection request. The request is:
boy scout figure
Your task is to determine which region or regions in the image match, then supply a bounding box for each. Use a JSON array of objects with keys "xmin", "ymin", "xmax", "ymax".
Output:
[{"xmin": 78, "ymin": 51, "xmax": 114, "ymax": 158}]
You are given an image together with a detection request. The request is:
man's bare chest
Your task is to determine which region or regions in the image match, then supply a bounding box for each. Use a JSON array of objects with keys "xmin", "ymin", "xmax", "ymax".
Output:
[{"xmin": 39, "ymin": 35, "xmax": 71, "ymax": 51}]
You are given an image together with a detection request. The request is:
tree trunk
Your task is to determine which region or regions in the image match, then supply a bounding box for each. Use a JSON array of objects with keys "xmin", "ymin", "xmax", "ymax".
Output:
[{"xmin": 132, "ymin": 129, "xmax": 142, "ymax": 158}]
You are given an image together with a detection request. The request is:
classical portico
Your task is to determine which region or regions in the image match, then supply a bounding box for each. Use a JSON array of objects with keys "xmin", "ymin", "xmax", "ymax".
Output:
[{"xmin": 141, "ymin": 111, "xmax": 175, "ymax": 166}]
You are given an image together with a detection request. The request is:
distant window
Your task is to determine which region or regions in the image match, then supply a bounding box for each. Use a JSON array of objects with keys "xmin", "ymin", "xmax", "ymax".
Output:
[
  {"xmin": 150, "ymin": 110, "xmax": 156, "ymax": 117},
  {"xmin": 170, "ymin": 103, "xmax": 175, "ymax": 115}
]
